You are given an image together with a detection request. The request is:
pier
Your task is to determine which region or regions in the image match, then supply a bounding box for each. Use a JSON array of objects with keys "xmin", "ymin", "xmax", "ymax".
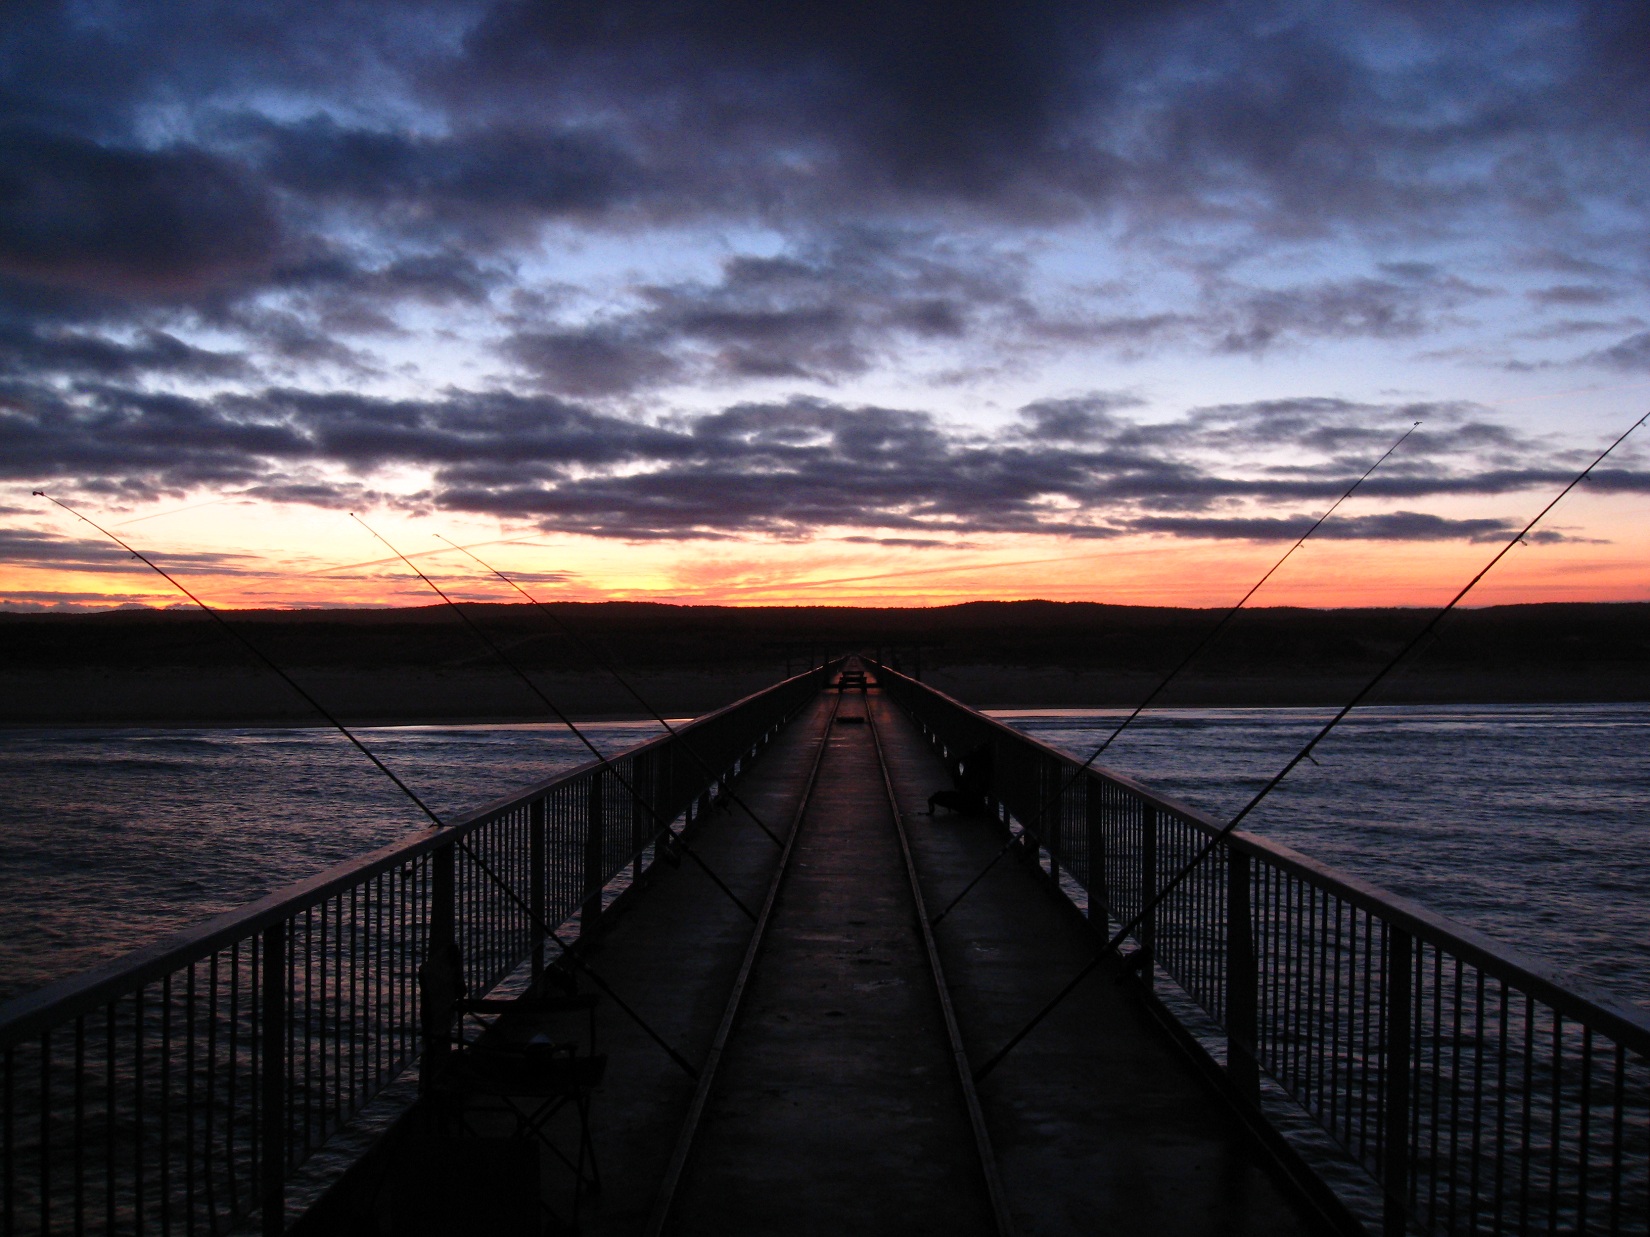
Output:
[{"xmin": 2, "ymin": 662, "xmax": 1647, "ymax": 1236}]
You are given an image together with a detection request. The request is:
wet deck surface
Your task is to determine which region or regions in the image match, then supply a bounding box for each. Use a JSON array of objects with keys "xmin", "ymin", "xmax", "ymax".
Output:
[
  {"xmin": 326, "ymin": 676, "xmax": 1341, "ymax": 1235},
  {"xmin": 668, "ymin": 695, "xmax": 994, "ymax": 1236}
]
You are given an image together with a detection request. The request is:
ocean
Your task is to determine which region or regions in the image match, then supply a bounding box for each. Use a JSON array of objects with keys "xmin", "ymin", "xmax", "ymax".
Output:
[{"xmin": 0, "ymin": 704, "xmax": 1645, "ymax": 1015}]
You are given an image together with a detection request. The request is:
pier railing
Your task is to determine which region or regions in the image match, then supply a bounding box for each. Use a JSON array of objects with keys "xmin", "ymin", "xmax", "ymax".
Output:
[
  {"xmin": 0, "ymin": 666, "xmax": 828, "ymax": 1237},
  {"xmin": 875, "ymin": 665, "xmax": 1650, "ymax": 1237}
]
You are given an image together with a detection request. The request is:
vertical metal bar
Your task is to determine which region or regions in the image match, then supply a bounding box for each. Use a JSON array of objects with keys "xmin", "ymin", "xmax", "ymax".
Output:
[
  {"xmin": 1227, "ymin": 847, "xmax": 1259, "ymax": 1103},
  {"xmin": 1608, "ymin": 1043, "xmax": 1624, "ymax": 1237},
  {"xmin": 205, "ymin": 953, "xmax": 219, "ymax": 1231},
  {"xmin": 1578, "ymin": 1026, "xmax": 1593, "ymax": 1235},
  {"xmin": 1469, "ymin": 969, "xmax": 1485, "ymax": 1234},
  {"xmin": 227, "ymin": 942, "xmax": 241, "ymax": 1221},
  {"xmin": 1382, "ymin": 925, "xmax": 1413, "ymax": 1237},
  {"xmin": 1493, "ymin": 982, "xmax": 1509, "ymax": 1234},
  {"xmin": 186, "ymin": 963, "xmax": 197, "ymax": 1237},
  {"xmin": 39, "ymin": 1029, "xmax": 51, "ymax": 1237},
  {"xmin": 3, "ymin": 1046, "xmax": 12, "ymax": 1237},
  {"xmin": 1085, "ymin": 778, "xmax": 1106, "ymax": 920},
  {"xmin": 422, "ymin": 843, "xmax": 456, "ymax": 1091},
  {"xmin": 1138, "ymin": 804, "xmax": 1156, "ymax": 989},
  {"xmin": 161, "ymin": 972, "xmax": 172, "ymax": 1237},
  {"xmin": 75, "ymin": 1015, "xmax": 86, "ymax": 1237},
  {"xmin": 530, "ymin": 798, "xmax": 547, "ymax": 983},
  {"xmin": 135, "ymin": 985, "xmax": 145, "ymax": 1237},
  {"xmin": 632, "ymin": 753, "xmax": 649, "ymax": 885},
  {"xmin": 259, "ymin": 922, "xmax": 286, "ymax": 1237},
  {"xmin": 1550, "ymin": 1013, "xmax": 1564, "ymax": 1234},
  {"xmin": 584, "ymin": 772, "xmax": 605, "ymax": 939}
]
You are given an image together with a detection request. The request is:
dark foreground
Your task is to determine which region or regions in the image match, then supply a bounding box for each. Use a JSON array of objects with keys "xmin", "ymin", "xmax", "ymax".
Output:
[{"xmin": 302, "ymin": 678, "xmax": 1347, "ymax": 1235}]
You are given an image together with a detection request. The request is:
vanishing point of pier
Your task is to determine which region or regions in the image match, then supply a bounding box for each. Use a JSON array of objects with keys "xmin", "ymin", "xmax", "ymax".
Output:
[{"xmin": 2, "ymin": 662, "xmax": 1646, "ymax": 1235}]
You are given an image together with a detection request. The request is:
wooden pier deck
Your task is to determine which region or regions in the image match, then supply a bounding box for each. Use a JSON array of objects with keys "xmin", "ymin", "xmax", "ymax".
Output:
[{"xmin": 317, "ymin": 666, "xmax": 1347, "ymax": 1235}]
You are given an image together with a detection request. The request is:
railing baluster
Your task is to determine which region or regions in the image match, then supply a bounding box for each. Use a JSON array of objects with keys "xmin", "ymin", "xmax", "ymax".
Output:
[
  {"xmin": 1139, "ymin": 804, "xmax": 1156, "ymax": 990},
  {"xmin": 1382, "ymin": 925, "xmax": 1413, "ymax": 1237},
  {"xmin": 1227, "ymin": 848, "xmax": 1259, "ymax": 1103},
  {"xmin": 584, "ymin": 772, "xmax": 605, "ymax": 938},
  {"xmin": 258, "ymin": 922, "xmax": 285, "ymax": 1237},
  {"xmin": 530, "ymin": 797, "xmax": 547, "ymax": 983}
]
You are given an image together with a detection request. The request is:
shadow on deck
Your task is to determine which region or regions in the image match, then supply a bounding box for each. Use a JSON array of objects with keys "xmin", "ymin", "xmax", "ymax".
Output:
[{"xmin": 297, "ymin": 675, "xmax": 1357, "ymax": 1236}]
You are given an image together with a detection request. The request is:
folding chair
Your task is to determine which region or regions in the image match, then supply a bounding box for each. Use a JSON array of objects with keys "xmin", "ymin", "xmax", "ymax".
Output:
[{"xmin": 420, "ymin": 945, "xmax": 608, "ymax": 1229}]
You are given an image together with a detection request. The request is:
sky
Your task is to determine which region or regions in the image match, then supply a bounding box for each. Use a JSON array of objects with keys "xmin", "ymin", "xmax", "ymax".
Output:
[{"xmin": 2, "ymin": 0, "xmax": 1649, "ymax": 611}]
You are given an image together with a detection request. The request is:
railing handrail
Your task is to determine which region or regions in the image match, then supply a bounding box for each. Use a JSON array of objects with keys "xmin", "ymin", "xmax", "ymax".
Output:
[
  {"xmin": 0, "ymin": 665, "xmax": 829, "ymax": 1044},
  {"xmin": 874, "ymin": 663, "xmax": 1650, "ymax": 1057}
]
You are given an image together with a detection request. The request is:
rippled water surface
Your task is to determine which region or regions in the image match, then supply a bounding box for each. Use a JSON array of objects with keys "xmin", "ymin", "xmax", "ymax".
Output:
[
  {"xmin": 997, "ymin": 703, "xmax": 1650, "ymax": 1012},
  {"xmin": 0, "ymin": 721, "xmax": 665, "ymax": 1001},
  {"xmin": 2, "ymin": 705, "xmax": 1647, "ymax": 1015}
]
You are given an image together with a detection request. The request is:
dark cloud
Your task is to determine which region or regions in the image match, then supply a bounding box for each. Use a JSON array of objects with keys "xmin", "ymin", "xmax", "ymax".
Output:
[
  {"xmin": 1121, "ymin": 512, "xmax": 1518, "ymax": 543},
  {"xmin": 1, "ymin": 0, "xmax": 1647, "ymax": 560},
  {"xmin": 1587, "ymin": 330, "xmax": 1650, "ymax": 371},
  {"xmin": 1207, "ymin": 268, "xmax": 1485, "ymax": 355},
  {"xmin": 1015, "ymin": 394, "xmax": 1145, "ymax": 442},
  {"xmin": 246, "ymin": 117, "xmax": 645, "ymax": 237},
  {"xmin": 0, "ymin": 324, "xmax": 251, "ymax": 380},
  {"xmin": 10, "ymin": 383, "xmax": 1645, "ymax": 543},
  {"xmin": 0, "ymin": 527, "xmax": 256, "ymax": 574},
  {"xmin": 1527, "ymin": 284, "xmax": 1620, "ymax": 307},
  {"xmin": 0, "ymin": 128, "xmax": 282, "ymax": 297},
  {"xmin": 503, "ymin": 233, "xmax": 1023, "ymax": 394}
]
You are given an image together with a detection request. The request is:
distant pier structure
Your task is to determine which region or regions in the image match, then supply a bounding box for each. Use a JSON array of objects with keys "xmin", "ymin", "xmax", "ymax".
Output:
[{"xmin": 3, "ymin": 662, "xmax": 1646, "ymax": 1235}]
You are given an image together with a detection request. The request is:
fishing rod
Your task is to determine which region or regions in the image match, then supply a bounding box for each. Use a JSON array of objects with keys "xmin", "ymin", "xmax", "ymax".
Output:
[
  {"xmin": 432, "ymin": 533, "xmax": 786, "ymax": 849},
  {"xmin": 349, "ymin": 513, "xmax": 759, "ymax": 922},
  {"xmin": 931, "ymin": 419, "xmax": 1424, "ymax": 926},
  {"xmin": 33, "ymin": 491, "xmax": 699, "ymax": 1077},
  {"xmin": 971, "ymin": 408, "xmax": 1648, "ymax": 1081}
]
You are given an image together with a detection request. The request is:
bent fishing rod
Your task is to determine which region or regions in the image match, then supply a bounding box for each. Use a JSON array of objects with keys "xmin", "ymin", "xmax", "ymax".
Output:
[
  {"xmin": 33, "ymin": 491, "xmax": 699, "ymax": 1077},
  {"xmin": 931, "ymin": 419, "xmax": 1423, "ymax": 926},
  {"xmin": 433, "ymin": 532, "xmax": 786, "ymax": 849},
  {"xmin": 349, "ymin": 513, "xmax": 760, "ymax": 922},
  {"xmin": 972, "ymin": 407, "xmax": 1648, "ymax": 1081}
]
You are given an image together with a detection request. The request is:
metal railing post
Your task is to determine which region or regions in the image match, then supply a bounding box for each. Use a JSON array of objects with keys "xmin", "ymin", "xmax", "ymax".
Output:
[
  {"xmin": 421, "ymin": 843, "xmax": 456, "ymax": 1092},
  {"xmin": 632, "ymin": 752, "xmax": 650, "ymax": 882},
  {"xmin": 259, "ymin": 920, "xmax": 286, "ymax": 1237},
  {"xmin": 530, "ymin": 798, "xmax": 546, "ymax": 983},
  {"xmin": 1084, "ymin": 778, "xmax": 1107, "ymax": 922},
  {"xmin": 1226, "ymin": 848, "xmax": 1259, "ymax": 1102},
  {"xmin": 1382, "ymin": 926, "xmax": 1413, "ymax": 1237},
  {"xmin": 583, "ymin": 772, "xmax": 605, "ymax": 938},
  {"xmin": 1139, "ymin": 805, "xmax": 1157, "ymax": 990},
  {"xmin": 1043, "ymin": 760, "xmax": 1061, "ymax": 886}
]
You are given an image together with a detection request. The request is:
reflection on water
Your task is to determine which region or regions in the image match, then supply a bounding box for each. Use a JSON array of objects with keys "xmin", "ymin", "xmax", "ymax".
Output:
[
  {"xmin": 0, "ymin": 721, "xmax": 665, "ymax": 1001},
  {"xmin": 1, "ymin": 705, "xmax": 1646, "ymax": 1015},
  {"xmin": 996, "ymin": 703, "xmax": 1650, "ymax": 1012}
]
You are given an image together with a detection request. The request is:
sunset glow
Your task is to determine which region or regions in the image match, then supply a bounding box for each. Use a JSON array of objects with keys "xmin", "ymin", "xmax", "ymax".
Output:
[{"xmin": 3, "ymin": 3, "xmax": 1648, "ymax": 612}]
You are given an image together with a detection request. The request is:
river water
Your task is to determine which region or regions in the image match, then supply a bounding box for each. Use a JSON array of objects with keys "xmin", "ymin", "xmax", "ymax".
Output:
[
  {"xmin": 1002, "ymin": 703, "xmax": 1650, "ymax": 1014},
  {"xmin": 0, "ymin": 704, "xmax": 1646, "ymax": 1014}
]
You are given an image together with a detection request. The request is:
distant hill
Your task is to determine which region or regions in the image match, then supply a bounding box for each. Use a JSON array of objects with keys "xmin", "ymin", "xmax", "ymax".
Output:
[{"xmin": 3, "ymin": 600, "xmax": 1646, "ymax": 722}]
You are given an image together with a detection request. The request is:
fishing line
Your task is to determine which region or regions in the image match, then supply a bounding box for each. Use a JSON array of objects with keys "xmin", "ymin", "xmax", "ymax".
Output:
[
  {"xmin": 349, "ymin": 513, "xmax": 758, "ymax": 922},
  {"xmin": 34, "ymin": 491, "xmax": 698, "ymax": 1077},
  {"xmin": 433, "ymin": 533, "xmax": 786, "ymax": 849},
  {"xmin": 972, "ymin": 408, "xmax": 1648, "ymax": 1081},
  {"xmin": 931, "ymin": 420, "xmax": 1423, "ymax": 926}
]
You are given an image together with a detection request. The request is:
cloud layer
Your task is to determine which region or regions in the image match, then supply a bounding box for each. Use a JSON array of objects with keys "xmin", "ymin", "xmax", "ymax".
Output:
[{"xmin": 3, "ymin": 0, "xmax": 1648, "ymax": 558}]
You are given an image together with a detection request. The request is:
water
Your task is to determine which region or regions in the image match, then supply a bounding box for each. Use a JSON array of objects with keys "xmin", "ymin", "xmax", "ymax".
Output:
[
  {"xmin": 995, "ymin": 703, "xmax": 1650, "ymax": 1014},
  {"xmin": 0, "ymin": 721, "xmax": 665, "ymax": 1003},
  {"xmin": 1, "ymin": 705, "xmax": 1646, "ymax": 1017}
]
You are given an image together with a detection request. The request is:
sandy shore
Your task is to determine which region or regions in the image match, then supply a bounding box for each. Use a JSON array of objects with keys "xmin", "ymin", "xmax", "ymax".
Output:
[{"xmin": 2, "ymin": 661, "xmax": 1645, "ymax": 727}]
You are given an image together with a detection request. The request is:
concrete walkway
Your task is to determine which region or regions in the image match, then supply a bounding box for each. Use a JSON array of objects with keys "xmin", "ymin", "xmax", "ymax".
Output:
[
  {"xmin": 313, "ymin": 678, "xmax": 1346, "ymax": 1235},
  {"xmin": 667, "ymin": 690, "xmax": 996, "ymax": 1236},
  {"xmin": 868, "ymin": 685, "xmax": 1333, "ymax": 1236}
]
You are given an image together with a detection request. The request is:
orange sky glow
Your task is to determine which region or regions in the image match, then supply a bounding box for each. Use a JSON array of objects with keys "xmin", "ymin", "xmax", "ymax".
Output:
[{"xmin": 8, "ymin": 480, "xmax": 1646, "ymax": 613}]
